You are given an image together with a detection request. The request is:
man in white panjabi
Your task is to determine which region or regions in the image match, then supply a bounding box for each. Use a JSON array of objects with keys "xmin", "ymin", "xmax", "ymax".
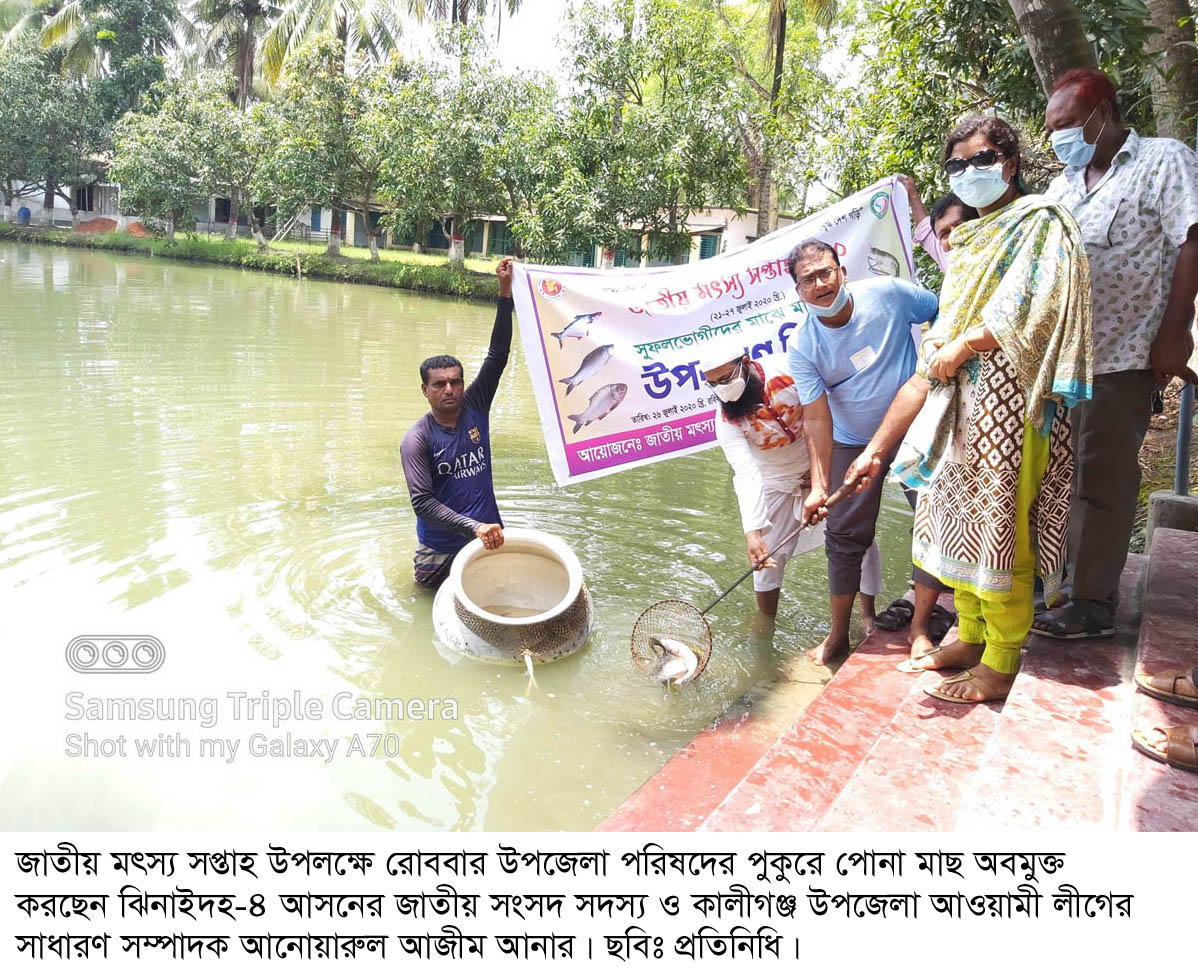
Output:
[{"xmin": 700, "ymin": 340, "xmax": 882, "ymax": 623}]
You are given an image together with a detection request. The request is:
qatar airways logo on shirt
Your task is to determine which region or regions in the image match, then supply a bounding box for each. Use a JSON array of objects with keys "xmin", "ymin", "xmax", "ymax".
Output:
[{"xmin": 437, "ymin": 446, "xmax": 488, "ymax": 479}]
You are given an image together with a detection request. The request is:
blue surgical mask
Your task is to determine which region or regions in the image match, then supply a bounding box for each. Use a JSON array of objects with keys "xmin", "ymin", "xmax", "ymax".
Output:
[
  {"xmin": 1050, "ymin": 106, "xmax": 1104, "ymax": 168},
  {"xmin": 948, "ymin": 164, "xmax": 1009, "ymax": 209},
  {"xmin": 808, "ymin": 282, "xmax": 850, "ymax": 319}
]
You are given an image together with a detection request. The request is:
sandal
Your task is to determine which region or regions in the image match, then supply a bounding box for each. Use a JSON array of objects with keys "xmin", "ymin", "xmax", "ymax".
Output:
[
  {"xmin": 1130, "ymin": 725, "xmax": 1198, "ymax": 773},
  {"xmin": 1134, "ymin": 665, "xmax": 1198, "ymax": 710},
  {"xmin": 923, "ymin": 668, "xmax": 1010, "ymax": 705},
  {"xmin": 1031, "ymin": 601, "xmax": 1114, "ymax": 640},
  {"xmin": 927, "ymin": 604, "xmax": 956, "ymax": 644},
  {"xmin": 875, "ymin": 597, "xmax": 914, "ymax": 632}
]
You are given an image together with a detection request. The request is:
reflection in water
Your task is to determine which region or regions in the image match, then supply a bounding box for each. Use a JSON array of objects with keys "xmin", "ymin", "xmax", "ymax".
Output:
[{"xmin": 0, "ymin": 242, "xmax": 915, "ymax": 830}]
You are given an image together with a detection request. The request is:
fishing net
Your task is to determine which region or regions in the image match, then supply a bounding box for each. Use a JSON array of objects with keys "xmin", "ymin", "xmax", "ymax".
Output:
[
  {"xmin": 630, "ymin": 598, "xmax": 714, "ymax": 680},
  {"xmin": 453, "ymin": 583, "xmax": 593, "ymax": 662}
]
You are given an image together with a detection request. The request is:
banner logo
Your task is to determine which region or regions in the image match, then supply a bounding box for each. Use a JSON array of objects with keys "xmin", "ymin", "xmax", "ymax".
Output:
[{"xmin": 537, "ymin": 278, "xmax": 565, "ymax": 301}]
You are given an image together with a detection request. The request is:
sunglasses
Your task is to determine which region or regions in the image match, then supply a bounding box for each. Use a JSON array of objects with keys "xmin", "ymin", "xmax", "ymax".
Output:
[{"xmin": 943, "ymin": 149, "xmax": 1006, "ymax": 177}]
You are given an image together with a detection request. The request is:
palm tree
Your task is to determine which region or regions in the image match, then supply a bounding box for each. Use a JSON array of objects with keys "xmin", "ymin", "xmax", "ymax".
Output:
[
  {"xmin": 406, "ymin": 0, "xmax": 520, "ymax": 27},
  {"xmin": 191, "ymin": 0, "xmax": 281, "ymax": 109},
  {"xmin": 260, "ymin": 0, "xmax": 400, "ymax": 81},
  {"xmin": 260, "ymin": 0, "xmax": 401, "ymax": 255},
  {"xmin": 754, "ymin": 0, "xmax": 835, "ymax": 237},
  {"xmin": 188, "ymin": 0, "xmax": 281, "ymax": 239},
  {"xmin": 1, "ymin": 0, "xmax": 103, "ymax": 75}
]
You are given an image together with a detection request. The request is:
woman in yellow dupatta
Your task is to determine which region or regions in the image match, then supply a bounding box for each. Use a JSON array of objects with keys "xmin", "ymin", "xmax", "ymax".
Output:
[{"xmin": 840, "ymin": 116, "xmax": 1093, "ymax": 703}]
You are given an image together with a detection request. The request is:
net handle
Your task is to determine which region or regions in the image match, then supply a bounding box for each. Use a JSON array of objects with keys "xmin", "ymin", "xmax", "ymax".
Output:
[{"xmin": 699, "ymin": 476, "xmax": 863, "ymax": 616}]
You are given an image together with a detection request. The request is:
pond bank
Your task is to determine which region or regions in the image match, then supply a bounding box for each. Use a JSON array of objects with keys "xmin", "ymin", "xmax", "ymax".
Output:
[{"xmin": 0, "ymin": 223, "xmax": 499, "ymax": 301}]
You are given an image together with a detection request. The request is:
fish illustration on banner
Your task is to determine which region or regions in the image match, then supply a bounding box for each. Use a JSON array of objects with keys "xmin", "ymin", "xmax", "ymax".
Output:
[{"xmin": 512, "ymin": 177, "xmax": 917, "ymax": 485}]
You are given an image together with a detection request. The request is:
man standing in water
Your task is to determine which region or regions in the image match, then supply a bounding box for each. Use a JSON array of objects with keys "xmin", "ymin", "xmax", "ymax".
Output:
[
  {"xmin": 401, "ymin": 258, "xmax": 514, "ymax": 588},
  {"xmin": 787, "ymin": 239, "xmax": 940, "ymax": 665},
  {"xmin": 701, "ymin": 339, "xmax": 883, "ymax": 624}
]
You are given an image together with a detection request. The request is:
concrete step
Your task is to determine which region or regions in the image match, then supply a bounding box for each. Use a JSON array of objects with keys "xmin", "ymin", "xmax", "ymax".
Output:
[
  {"xmin": 953, "ymin": 556, "xmax": 1143, "ymax": 830},
  {"xmin": 697, "ymin": 629, "xmax": 922, "ymax": 831},
  {"xmin": 1117, "ymin": 529, "xmax": 1198, "ymax": 831},
  {"xmin": 598, "ymin": 549, "xmax": 1198, "ymax": 832}
]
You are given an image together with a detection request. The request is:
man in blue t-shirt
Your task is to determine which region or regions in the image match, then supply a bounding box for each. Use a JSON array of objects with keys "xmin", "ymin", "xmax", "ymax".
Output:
[
  {"xmin": 786, "ymin": 238, "xmax": 939, "ymax": 665},
  {"xmin": 401, "ymin": 258, "xmax": 513, "ymax": 588}
]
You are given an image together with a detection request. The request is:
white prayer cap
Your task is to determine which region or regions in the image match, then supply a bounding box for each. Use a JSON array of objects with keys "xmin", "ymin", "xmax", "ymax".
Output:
[{"xmin": 698, "ymin": 335, "xmax": 749, "ymax": 375}]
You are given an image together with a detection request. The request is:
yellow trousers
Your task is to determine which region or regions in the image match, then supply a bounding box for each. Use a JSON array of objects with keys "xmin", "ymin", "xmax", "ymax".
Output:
[{"xmin": 953, "ymin": 419, "xmax": 1050, "ymax": 675}]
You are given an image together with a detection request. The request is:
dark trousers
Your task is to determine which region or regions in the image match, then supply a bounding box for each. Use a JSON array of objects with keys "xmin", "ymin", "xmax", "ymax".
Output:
[
  {"xmin": 1068, "ymin": 369, "xmax": 1156, "ymax": 613},
  {"xmin": 826, "ymin": 441, "xmax": 898, "ymax": 596}
]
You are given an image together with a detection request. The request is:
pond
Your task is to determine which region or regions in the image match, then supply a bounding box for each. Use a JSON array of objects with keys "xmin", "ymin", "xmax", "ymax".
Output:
[{"xmin": 0, "ymin": 242, "xmax": 915, "ymax": 831}]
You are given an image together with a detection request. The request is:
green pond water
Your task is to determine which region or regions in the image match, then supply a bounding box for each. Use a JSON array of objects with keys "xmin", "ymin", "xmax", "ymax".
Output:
[{"xmin": 0, "ymin": 242, "xmax": 915, "ymax": 831}]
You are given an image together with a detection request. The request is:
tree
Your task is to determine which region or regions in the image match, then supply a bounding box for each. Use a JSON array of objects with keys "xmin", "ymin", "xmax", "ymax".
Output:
[
  {"xmin": 566, "ymin": 0, "xmax": 749, "ymax": 262},
  {"xmin": 1006, "ymin": 0, "xmax": 1097, "ymax": 94},
  {"xmin": 375, "ymin": 48, "xmax": 507, "ymax": 267},
  {"xmin": 259, "ymin": 0, "xmax": 400, "ymax": 80},
  {"xmin": 109, "ymin": 79, "xmax": 216, "ymax": 237},
  {"xmin": 371, "ymin": 66, "xmax": 442, "ymax": 254},
  {"xmin": 259, "ymin": 0, "xmax": 401, "ymax": 253},
  {"xmin": 261, "ymin": 33, "xmax": 362, "ymax": 256},
  {"xmin": 190, "ymin": 0, "xmax": 281, "ymax": 109},
  {"xmin": 406, "ymin": 0, "xmax": 521, "ymax": 28},
  {"xmin": 715, "ymin": 0, "xmax": 832, "ymax": 234},
  {"xmin": 211, "ymin": 95, "xmax": 280, "ymax": 247},
  {"xmin": 0, "ymin": 39, "xmax": 46, "ymax": 221},
  {"xmin": 1144, "ymin": 0, "xmax": 1198, "ymax": 141}
]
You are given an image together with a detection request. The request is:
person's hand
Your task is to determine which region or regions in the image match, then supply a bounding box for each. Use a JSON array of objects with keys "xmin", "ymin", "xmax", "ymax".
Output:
[
  {"xmin": 927, "ymin": 336, "xmax": 972, "ymax": 384},
  {"xmin": 896, "ymin": 174, "xmax": 927, "ymax": 223},
  {"xmin": 474, "ymin": 523, "xmax": 504, "ymax": 550},
  {"xmin": 801, "ymin": 485, "xmax": 829, "ymax": 526},
  {"xmin": 496, "ymin": 257, "xmax": 513, "ymax": 298},
  {"xmin": 844, "ymin": 449, "xmax": 883, "ymax": 494},
  {"xmin": 920, "ymin": 334, "xmax": 945, "ymax": 364},
  {"xmin": 746, "ymin": 529, "xmax": 776, "ymax": 570},
  {"xmin": 1149, "ymin": 326, "xmax": 1198, "ymax": 385}
]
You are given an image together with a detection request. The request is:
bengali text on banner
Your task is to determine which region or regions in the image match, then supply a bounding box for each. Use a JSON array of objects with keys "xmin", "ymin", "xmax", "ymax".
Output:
[{"xmin": 512, "ymin": 177, "xmax": 917, "ymax": 485}]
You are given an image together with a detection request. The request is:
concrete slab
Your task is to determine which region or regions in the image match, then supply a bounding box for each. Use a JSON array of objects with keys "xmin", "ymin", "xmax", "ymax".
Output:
[
  {"xmin": 817, "ymin": 669, "xmax": 1003, "ymax": 832},
  {"xmin": 698, "ymin": 629, "xmax": 919, "ymax": 831},
  {"xmin": 952, "ymin": 557, "xmax": 1143, "ymax": 831},
  {"xmin": 1120, "ymin": 531, "xmax": 1198, "ymax": 831},
  {"xmin": 1145, "ymin": 491, "xmax": 1198, "ymax": 550}
]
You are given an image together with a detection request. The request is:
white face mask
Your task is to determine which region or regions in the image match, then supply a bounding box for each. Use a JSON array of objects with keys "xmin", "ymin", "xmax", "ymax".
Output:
[
  {"xmin": 712, "ymin": 360, "xmax": 747, "ymax": 402},
  {"xmin": 808, "ymin": 281, "xmax": 850, "ymax": 319}
]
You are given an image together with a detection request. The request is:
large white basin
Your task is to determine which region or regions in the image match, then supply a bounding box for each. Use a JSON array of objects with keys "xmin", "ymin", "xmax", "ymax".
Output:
[{"xmin": 431, "ymin": 528, "xmax": 593, "ymax": 665}]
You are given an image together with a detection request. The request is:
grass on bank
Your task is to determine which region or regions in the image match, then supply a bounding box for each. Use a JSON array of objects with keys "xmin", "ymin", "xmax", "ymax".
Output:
[{"xmin": 0, "ymin": 222, "xmax": 501, "ymax": 300}]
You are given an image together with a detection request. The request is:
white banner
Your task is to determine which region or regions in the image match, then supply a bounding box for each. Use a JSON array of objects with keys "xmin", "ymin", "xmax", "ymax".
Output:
[{"xmin": 512, "ymin": 177, "xmax": 917, "ymax": 484}]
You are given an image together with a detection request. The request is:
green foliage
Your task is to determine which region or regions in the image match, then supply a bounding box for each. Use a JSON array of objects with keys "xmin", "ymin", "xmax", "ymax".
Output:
[
  {"xmin": 0, "ymin": 39, "xmax": 46, "ymax": 202},
  {"xmin": 822, "ymin": 0, "xmax": 1159, "ymax": 206},
  {"xmin": 562, "ymin": 0, "xmax": 750, "ymax": 259},
  {"xmin": 259, "ymin": 34, "xmax": 356, "ymax": 224},
  {"xmin": 109, "ymin": 75, "xmax": 222, "ymax": 228}
]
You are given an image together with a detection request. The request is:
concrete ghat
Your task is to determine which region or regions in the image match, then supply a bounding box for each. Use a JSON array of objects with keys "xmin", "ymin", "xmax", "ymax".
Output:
[
  {"xmin": 953, "ymin": 557, "xmax": 1144, "ymax": 830},
  {"xmin": 1119, "ymin": 530, "xmax": 1198, "ymax": 830},
  {"xmin": 600, "ymin": 547, "xmax": 1197, "ymax": 832}
]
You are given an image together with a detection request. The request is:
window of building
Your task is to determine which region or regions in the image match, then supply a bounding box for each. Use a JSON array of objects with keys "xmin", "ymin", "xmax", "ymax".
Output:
[
  {"xmin": 214, "ymin": 198, "xmax": 231, "ymax": 223},
  {"xmin": 699, "ymin": 233, "xmax": 720, "ymax": 260},
  {"xmin": 74, "ymin": 185, "xmax": 94, "ymax": 213}
]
